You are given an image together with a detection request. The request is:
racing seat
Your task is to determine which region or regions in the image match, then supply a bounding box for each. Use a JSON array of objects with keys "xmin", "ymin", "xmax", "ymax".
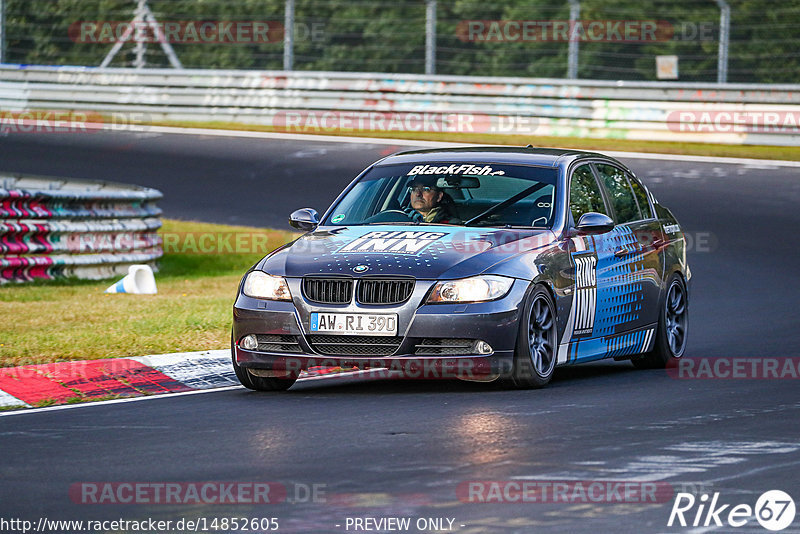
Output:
[{"xmin": 439, "ymin": 191, "xmax": 461, "ymax": 220}]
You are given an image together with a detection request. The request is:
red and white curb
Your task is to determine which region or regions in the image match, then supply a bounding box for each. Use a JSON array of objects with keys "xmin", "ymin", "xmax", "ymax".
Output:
[
  {"xmin": 0, "ymin": 350, "xmax": 393, "ymax": 410},
  {"xmin": 0, "ymin": 350, "xmax": 234, "ymax": 409}
]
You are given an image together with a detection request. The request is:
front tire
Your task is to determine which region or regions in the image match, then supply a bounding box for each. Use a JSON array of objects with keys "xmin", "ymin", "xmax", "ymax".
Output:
[
  {"xmin": 231, "ymin": 333, "xmax": 297, "ymax": 391},
  {"xmin": 505, "ymin": 285, "xmax": 557, "ymax": 389},
  {"xmin": 632, "ymin": 274, "xmax": 688, "ymax": 369}
]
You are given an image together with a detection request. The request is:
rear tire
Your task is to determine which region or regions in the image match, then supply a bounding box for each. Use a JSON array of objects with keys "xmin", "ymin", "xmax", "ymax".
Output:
[
  {"xmin": 505, "ymin": 285, "xmax": 557, "ymax": 389},
  {"xmin": 632, "ymin": 274, "xmax": 688, "ymax": 369},
  {"xmin": 231, "ymin": 333, "xmax": 297, "ymax": 391}
]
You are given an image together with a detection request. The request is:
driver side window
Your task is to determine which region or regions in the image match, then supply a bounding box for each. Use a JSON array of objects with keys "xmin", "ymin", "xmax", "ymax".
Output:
[
  {"xmin": 595, "ymin": 164, "xmax": 641, "ymax": 224},
  {"xmin": 569, "ymin": 164, "xmax": 608, "ymax": 224}
]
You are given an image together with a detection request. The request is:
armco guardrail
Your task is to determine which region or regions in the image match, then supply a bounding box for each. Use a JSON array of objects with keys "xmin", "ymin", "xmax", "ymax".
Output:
[
  {"xmin": 1, "ymin": 65, "xmax": 799, "ymax": 145},
  {"xmin": 0, "ymin": 174, "xmax": 163, "ymax": 283}
]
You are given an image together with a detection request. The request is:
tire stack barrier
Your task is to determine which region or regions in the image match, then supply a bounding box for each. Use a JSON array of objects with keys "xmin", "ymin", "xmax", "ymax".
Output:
[{"xmin": 0, "ymin": 174, "xmax": 163, "ymax": 283}]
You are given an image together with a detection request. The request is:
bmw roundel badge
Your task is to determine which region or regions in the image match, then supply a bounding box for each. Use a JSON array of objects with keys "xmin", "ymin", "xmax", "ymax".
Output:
[{"xmin": 353, "ymin": 265, "xmax": 369, "ymax": 273}]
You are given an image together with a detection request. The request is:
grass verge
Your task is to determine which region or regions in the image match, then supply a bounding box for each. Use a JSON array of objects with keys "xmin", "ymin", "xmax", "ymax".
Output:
[
  {"xmin": 0, "ymin": 219, "xmax": 298, "ymax": 368},
  {"xmin": 148, "ymin": 120, "xmax": 800, "ymax": 161}
]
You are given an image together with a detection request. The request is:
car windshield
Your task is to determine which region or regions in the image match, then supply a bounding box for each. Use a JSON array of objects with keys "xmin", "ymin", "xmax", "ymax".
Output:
[{"xmin": 323, "ymin": 162, "xmax": 558, "ymax": 228}]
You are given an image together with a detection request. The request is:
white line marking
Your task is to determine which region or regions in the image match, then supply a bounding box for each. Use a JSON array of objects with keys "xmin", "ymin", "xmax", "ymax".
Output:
[
  {"xmin": 0, "ymin": 386, "xmax": 242, "ymax": 417},
  {"xmin": 0, "ymin": 367, "xmax": 399, "ymax": 417},
  {"xmin": 516, "ymin": 441, "xmax": 800, "ymax": 484},
  {"xmin": 86, "ymin": 123, "xmax": 800, "ymax": 168},
  {"xmin": 703, "ymin": 458, "xmax": 800, "ymax": 485}
]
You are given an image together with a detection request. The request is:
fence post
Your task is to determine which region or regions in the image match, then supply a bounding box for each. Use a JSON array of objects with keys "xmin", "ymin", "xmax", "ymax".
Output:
[
  {"xmin": 567, "ymin": 0, "xmax": 580, "ymax": 79},
  {"xmin": 715, "ymin": 0, "xmax": 730, "ymax": 83},
  {"xmin": 1, "ymin": 0, "xmax": 7, "ymax": 64},
  {"xmin": 425, "ymin": 0, "xmax": 437, "ymax": 75},
  {"xmin": 284, "ymin": 0, "xmax": 295, "ymax": 71}
]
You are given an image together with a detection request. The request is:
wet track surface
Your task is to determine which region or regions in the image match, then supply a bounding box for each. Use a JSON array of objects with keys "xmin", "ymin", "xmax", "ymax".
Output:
[{"xmin": 1, "ymin": 131, "xmax": 799, "ymax": 533}]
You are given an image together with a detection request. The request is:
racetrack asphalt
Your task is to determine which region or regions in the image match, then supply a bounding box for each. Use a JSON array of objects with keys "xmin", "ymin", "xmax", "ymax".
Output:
[{"xmin": 1, "ymin": 130, "xmax": 799, "ymax": 533}]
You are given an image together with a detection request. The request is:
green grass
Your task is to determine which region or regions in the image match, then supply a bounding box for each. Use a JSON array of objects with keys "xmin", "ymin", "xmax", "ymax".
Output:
[
  {"xmin": 148, "ymin": 119, "xmax": 800, "ymax": 161},
  {"xmin": 0, "ymin": 219, "xmax": 298, "ymax": 367}
]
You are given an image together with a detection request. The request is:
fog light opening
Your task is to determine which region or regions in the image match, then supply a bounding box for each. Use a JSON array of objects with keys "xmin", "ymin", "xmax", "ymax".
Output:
[
  {"xmin": 241, "ymin": 334, "xmax": 258, "ymax": 351},
  {"xmin": 474, "ymin": 340, "xmax": 493, "ymax": 355}
]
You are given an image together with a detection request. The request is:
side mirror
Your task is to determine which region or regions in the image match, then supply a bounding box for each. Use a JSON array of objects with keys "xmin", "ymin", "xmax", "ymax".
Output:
[
  {"xmin": 575, "ymin": 212, "xmax": 614, "ymax": 234},
  {"xmin": 289, "ymin": 208, "xmax": 319, "ymax": 231}
]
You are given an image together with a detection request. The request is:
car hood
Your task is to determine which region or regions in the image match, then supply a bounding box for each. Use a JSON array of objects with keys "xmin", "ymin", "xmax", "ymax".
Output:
[{"xmin": 259, "ymin": 225, "xmax": 557, "ymax": 280}]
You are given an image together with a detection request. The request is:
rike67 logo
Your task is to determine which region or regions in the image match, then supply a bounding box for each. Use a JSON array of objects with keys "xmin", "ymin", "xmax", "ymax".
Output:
[{"xmin": 669, "ymin": 490, "xmax": 796, "ymax": 531}]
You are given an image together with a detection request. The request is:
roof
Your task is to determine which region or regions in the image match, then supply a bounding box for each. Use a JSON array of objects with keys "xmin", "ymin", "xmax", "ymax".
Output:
[{"xmin": 377, "ymin": 146, "xmax": 617, "ymax": 168}]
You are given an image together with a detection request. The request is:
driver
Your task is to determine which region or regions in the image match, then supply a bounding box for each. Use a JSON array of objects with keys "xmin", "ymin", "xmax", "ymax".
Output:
[{"xmin": 405, "ymin": 176, "xmax": 461, "ymax": 224}]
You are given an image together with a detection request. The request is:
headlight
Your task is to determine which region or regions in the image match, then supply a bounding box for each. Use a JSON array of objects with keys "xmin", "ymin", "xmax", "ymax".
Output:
[
  {"xmin": 242, "ymin": 271, "xmax": 291, "ymax": 301},
  {"xmin": 427, "ymin": 275, "xmax": 514, "ymax": 304}
]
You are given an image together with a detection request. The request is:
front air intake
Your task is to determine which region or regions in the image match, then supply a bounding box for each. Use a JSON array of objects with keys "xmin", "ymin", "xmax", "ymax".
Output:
[
  {"xmin": 307, "ymin": 335, "xmax": 403, "ymax": 356},
  {"xmin": 302, "ymin": 278, "xmax": 353, "ymax": 304},
  {"xmin": 356, "ymin": 279, "xmax": 415, "ymax": 305}
]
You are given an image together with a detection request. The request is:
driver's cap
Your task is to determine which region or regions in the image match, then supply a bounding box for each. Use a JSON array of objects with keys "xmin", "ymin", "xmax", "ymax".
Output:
[{"xmin": 409, "ymin": 175, "xmax": 441, "ymax": 189}]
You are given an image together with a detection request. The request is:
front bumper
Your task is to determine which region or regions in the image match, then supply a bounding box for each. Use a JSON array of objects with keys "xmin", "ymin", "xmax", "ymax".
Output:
[{"xmin": 232, "ymin": 278, "xmax": 528, "ymax": 379}]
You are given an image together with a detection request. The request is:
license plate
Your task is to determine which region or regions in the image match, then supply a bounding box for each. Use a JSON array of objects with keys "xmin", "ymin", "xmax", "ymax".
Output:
[{"xmin": 310, "ymin": 313, "xmax": 398, "ymax": 336}]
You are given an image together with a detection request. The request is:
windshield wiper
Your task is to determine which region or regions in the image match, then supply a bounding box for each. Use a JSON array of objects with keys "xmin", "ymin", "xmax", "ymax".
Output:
[{"xmin": 464, "ymin": 182, "xmax": 549, "ymax": 227}]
